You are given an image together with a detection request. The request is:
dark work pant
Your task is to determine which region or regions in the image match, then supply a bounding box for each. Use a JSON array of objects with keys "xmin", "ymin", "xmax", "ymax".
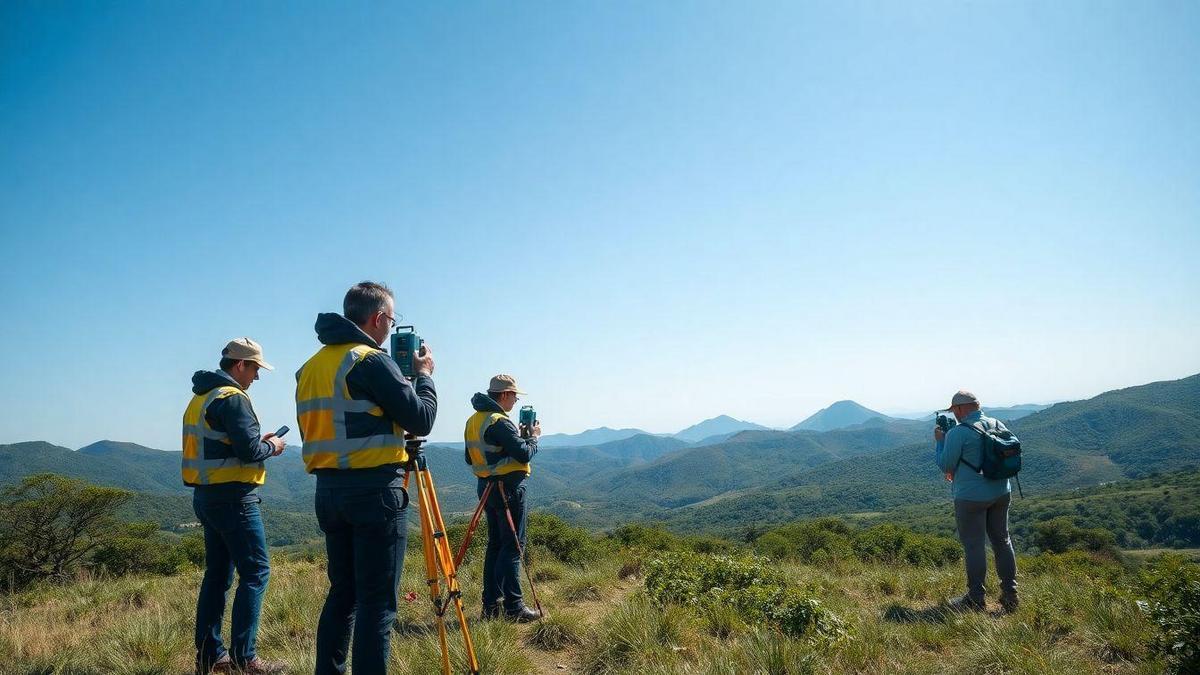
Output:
[
  {"xmin": 954, "ymin": 494, "xmax": 1018, "ymax": 602},
  {"xmin": 314, "ymin": 486, "xmax": 408, "ymax": 675},
  {"xmin": 192, "ymin": 495, "xmax": 271, "ymax": 669},
  {"xmin": 479, "ymin": 476, "xmax": 528, "ymax": 611}
]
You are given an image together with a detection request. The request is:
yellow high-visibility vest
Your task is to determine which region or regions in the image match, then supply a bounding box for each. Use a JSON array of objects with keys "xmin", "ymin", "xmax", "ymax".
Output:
[
  {"xmin": 296, "ymin": 343, "xmax": 407, "ymax": 472},
  {"xmin": 464, "ymin": 409, "xmax": 531, "ymax": 478},
  {"xmin": 181, "ymin": 386, "xmax": 266, "ymax": 486}
]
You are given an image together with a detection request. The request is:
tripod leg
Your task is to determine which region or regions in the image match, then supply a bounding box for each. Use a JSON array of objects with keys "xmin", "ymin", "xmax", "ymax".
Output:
[
  {"xmin": 413, "ymin": 469, "xmax": 453, "ymax": 675},
  {"xmin": 420, "ymin": 468, "xmax": 481, "ymax": 674},
  {"xmin": 497, "ymin": 482, "xmax": 544, "ymax": 618},
  {"xmin": 454, "ymin": 481, "xmax": 493, "ymax": 569}
]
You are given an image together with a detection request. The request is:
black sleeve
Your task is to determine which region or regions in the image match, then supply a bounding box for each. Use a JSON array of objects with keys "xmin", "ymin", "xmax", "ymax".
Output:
[
  {"xmin": 211, "ymin": 395, "xmax": 274, "ymax": 464},
  {"xmin": 345, "ymin": 352, "xmax": 437, "ymax": 437},
  {"xmin": 483, "ymin": 417, "xmax": 538, "ymax": 464}
]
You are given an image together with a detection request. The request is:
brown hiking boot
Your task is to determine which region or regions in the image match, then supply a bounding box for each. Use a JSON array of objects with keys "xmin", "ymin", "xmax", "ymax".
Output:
[{"xmin": 236, "ymin": 657, "xmax": 286, "ymax": 674}]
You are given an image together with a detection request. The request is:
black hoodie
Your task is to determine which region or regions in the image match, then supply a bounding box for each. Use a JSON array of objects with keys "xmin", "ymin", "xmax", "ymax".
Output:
[
  {"xmin": 190, "ymin": 369, "xmax": 274, "ymax": 502},
  {"xmin": 309, "ymin": 313, "xmax": 437, "ymax": 488}
]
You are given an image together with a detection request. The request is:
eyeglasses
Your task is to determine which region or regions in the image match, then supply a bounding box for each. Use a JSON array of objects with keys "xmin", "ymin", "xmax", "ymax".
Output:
[{"xmin": 381, "ymin": 312, "xmax": 398, "ymax": 328}]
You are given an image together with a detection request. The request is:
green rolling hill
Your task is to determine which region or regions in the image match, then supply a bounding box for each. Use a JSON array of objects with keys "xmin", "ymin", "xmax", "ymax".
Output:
[
  {"xmin": 3, "ymin": 373, "xmax": 1197, "ymax": 543},
  {"xmin": 662, "ymin": 373, "xmax": 1200, "ymax": 532}
]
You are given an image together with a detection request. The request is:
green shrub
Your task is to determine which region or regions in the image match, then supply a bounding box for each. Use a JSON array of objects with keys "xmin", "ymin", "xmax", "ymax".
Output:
[
  {"xmin": 0, "ymin": 474, "xmax": 133, "ymax": 588},
  {"xmin": 752, "ymin": 519, "xmax": 959, "ymax": 567},
  {"xmin": 527, "ymin": 513, "xmax": 599, "ymax": 566},
  {"xmin": 1138, "ymin": 553, "xmax": 1200, "ymax": 673},
  {"xmin": 92, "ymin": 523, "xmax": 195, "ymax": 577},
  {"xmin": 753, "ymin": 518, "xmax": 854, "ymax": 563},
  {"xmin": 607, "ymin": 523, "xmax": 683, "ymax": 551},
  {"xmin": 1032, "ymin": 516, "xmax": 1119, "ymax": 555},
  {"xmin": 643, "ymin": 551, "xmax": 846, "ymax": 643}
]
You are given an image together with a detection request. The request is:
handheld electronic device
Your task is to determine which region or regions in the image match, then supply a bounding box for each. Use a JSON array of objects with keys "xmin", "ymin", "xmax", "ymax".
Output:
[
  {"xmin": 390, "ymin": 326, "xmax": 424, "ymax": 380},
  {"xmin": 519, "ymin": 406, "xmax": 537, "ymax": 428},
  {"xmin": 274, "ymin": 425, "xmax": 290, "ymax": 438}
]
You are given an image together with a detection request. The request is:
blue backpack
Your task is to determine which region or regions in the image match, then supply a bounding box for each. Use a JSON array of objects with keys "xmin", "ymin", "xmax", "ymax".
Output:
[{"xmin": 959, "ymin": 419, "xmax": 1024, "ymax": 496}]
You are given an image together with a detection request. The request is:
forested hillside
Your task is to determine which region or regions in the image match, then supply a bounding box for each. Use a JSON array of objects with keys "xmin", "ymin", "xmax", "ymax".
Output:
[{"xmin": 661, "ymin": 374, "xmax": 1200, "ymax": 532}]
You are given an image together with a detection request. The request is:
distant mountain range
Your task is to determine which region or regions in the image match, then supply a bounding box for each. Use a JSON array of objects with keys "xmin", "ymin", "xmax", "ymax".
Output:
[
  {"xmin": 537, "ymin": 427, "xmax": 655, "ymax": 448},
  {"xmin": 3, "ymin": 374, "xmax": 1195, "ymax": 540},
  {"xmin": 540, "ymin": 402, "xmax": 1051, "ymax": 446},
  {"xmin": 890, "ymin": 403, "xmax": 1051, "ymax": 422},
  {"xmin": 538, "ymin": 415, "xmax": 773, "ymax": 447}
]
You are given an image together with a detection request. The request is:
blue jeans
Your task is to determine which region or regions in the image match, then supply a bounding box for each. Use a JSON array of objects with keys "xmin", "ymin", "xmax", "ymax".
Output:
[
  {"xmin": 314, "ymin": 486, "xmax": 409, "ymax": 675},
  {"xmin": 192, "ymin": 494, "xmax": 271, "ymax": 669},
  {"xmin": 479, "ymin": 476, "xmax": 528, "ymax": 612}
]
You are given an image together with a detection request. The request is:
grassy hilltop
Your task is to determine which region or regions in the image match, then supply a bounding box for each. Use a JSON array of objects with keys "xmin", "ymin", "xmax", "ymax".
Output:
[{"xmin": 2, "ymin": 515, "xmax": 1194, "ymax": 675}]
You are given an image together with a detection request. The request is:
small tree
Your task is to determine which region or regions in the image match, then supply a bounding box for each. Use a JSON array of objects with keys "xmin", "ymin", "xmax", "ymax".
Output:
[{"xmin": 0, "ymin": 473, "xmax": 132, "ymax": 587}]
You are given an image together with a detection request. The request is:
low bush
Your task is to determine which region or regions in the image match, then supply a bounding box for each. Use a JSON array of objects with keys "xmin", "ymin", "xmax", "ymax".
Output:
[
  {"xmin": 643, "ymin": 551, "xmax": 847, "ymax": 643},
  {"xmin": 1138, "ymin": 553, "xmax": 1200, "ymax": 673},
  {"xmin": 527, "ymin": 513, "xmax": 599, "ymax": 566},
  {"xmin": 752, "ymin": 519, "xmax": 960, "ymax": 567},
  {"xmin": 1032, "ymin": 516, "xmax": 1119, "ymax": 555},
  {"xmin": 91, "ymin": 523, "xmax": 197, "ymax": 577}
]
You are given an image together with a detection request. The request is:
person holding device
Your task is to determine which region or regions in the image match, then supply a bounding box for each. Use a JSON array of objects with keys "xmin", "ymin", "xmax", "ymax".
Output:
[
  {"xmin": 296, "ymin": 281, "xmax": 437, "ymax": 675},
  {"xmin": 464, "ymin": 374, "xmax": 542, "ymax": 622},
  {"xmin": 182, "ymin": 338, "xmax": 288, "ymax": 675}
]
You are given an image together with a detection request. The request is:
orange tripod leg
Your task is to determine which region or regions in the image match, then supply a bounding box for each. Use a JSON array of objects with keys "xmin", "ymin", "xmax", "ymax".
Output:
[
  {"xmin": 453, "ymin": 481, "xmax": 493, "ymax": 569},
  {"xmin": 412, "ymin": 466, "xmax": 481, "ymax": 675}
]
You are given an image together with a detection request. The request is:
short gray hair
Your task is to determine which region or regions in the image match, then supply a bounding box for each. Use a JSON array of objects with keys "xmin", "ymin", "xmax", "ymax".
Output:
[{"xmin": 343, "ymin": 281, "xmax": 393, "ymax": 325}]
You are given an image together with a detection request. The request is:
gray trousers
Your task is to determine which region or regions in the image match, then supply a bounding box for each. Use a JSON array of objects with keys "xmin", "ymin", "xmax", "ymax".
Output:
[{"xmin": 954, "ymin": 494, "xmax": 1017, "ymax": 601}]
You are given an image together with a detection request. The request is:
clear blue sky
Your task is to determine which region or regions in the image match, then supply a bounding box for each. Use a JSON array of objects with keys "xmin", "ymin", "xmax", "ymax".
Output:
[{"xmin": 2, "ymin": 1, "xmax": 1198, "ymax": 450}]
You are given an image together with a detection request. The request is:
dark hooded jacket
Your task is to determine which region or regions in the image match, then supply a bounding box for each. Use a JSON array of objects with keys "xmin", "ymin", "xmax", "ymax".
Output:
[
  {"xmin": 309, "ymin": 313, "xmax": 437, "ymax": 488},
  {"xmin": 190, "ymin": 369, "xmax": 274, "ymax": 502},
  {"xmin": 469, "ymin": 392, "xmax": 538, "ymax": 473}
]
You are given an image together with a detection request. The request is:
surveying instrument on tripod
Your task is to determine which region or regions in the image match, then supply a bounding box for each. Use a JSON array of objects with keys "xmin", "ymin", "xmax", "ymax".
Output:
[
  {"xmin": 453, "ymin": 404, "xmax": 545, "ymax": 620},
  {"xmin": 392, "ymin": 326, "xmax": 481, "ymax": 675}
]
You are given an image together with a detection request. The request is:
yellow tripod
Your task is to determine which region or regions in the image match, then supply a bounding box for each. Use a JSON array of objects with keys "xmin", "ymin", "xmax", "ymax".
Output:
[{"xmin": 402, "ymin": 438, "xmax": 480, "ymax": 675}]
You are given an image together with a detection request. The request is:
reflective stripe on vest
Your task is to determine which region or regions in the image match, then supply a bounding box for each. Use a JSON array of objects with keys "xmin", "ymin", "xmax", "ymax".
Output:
[
  {"xmin": 464, "ymin": 409, "xmax": 531, "ymax": 478},
  {"xmin": 181, "ymin": 386, "xmax": 266, "ymax": 486},
  {"xmin": 296, "ymin": 343, "xmax": 407, "ymax": 472}
]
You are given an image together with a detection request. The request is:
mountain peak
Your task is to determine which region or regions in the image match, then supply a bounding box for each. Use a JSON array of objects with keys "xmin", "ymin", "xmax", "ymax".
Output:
[
  {"xmin": 791, "ymin": 400, "xmax": 891, "ymax": 432},
  {"xmin": 674, "ymin": 415, "xmax": 771, "ymax": 443}
]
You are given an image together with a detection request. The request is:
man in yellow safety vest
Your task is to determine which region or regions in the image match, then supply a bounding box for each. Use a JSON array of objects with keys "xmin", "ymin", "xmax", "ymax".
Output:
[
  {"xmin": 464, "ymin": 374, "xmax": 542, "ymax": 622},
  {"xmin": 296, "ymin": 281, "xmax": 436, "ymax": 675},
  {"xmin": 183, "ymin": 337, "xmax": 286, "ymax": 675}
]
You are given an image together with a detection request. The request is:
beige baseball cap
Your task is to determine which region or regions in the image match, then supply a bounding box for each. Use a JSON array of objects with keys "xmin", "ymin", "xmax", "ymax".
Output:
[
  {"xmin": 487, "ymin": 374, "xmax": 526, "ymax": 395},
  {"xmin": 941, "ymin": 390, "xmax": 978, "ymax": 411},
  {"xmin": 222, "ymin": 337, "xmax": 274, "ymax": 370}
]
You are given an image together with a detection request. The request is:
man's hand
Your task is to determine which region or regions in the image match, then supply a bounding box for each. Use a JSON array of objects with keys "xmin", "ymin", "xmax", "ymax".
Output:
[
  {"xmin": 518, "ymin": 421, "xmax": 542, "ymax": 439},
  {"xmin": 414, "ymin": 344, "xmax": 435, "ymax": 377},
  {"xmin": 933, "ymin": 426, "xmax": 945, "ymax": 442},
  {"xmin": 263, "ymin": 433, "xmax": 286, "ymax": 456},
  {"xmin": 944, "ymin": 470, "xmax": 954, "ymax": 482}
]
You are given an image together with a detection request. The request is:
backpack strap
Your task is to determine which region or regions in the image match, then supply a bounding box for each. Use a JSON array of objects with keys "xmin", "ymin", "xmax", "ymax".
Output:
[{"xmin": 956, "ymin": 420, "xmax": 988, "ymax": 474}]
